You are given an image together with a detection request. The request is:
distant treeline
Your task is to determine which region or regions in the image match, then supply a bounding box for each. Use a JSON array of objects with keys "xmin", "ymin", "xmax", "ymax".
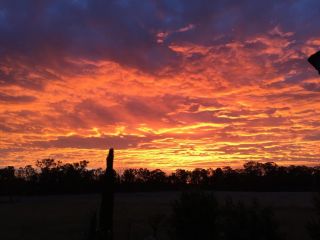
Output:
[{"xmin": 0, "ymin": 159, "xmax": 320, "ymax": 195}]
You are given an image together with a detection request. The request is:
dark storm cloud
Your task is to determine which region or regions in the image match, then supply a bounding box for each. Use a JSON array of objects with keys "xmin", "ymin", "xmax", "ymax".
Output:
[
  {"xmin": 0, "ymin": 0, "xmax": 181, "ymax": 75},
  {"xmin": 0, "ymin": 0, "xmax": 319, "ymax": 85},
  {"xmin": 302, "ymin": 82, "xmax": 320, "ymax": 92},
  {"xmin": 0, "ymin": 92, "xmax": 37, "ymax": 103},
  {"xmin": 30, "ymin": 134, "xmax": 151, "ymax": 150},
  {"xmin": 304, "ymin": 132, "xmax": 320, "ymax": 141}
]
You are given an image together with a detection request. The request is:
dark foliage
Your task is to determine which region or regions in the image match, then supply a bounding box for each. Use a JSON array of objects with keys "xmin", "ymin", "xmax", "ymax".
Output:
[
  {"xmin": 0, "ymin": 159, "xmax": 104, "ymax": 195},
  {"xmin": 307, "ymin": 193, "xmax": 320, "ymax": 240},
  {"xmin": 170, "ymin": 192, "xmax": 219, "ymax": 240},
  {"xmin": 0, "ymin": 160, "xmax": 319, "ymax": 195},
  {"xmin": 221, "ymin": 199, "xmax": 281, "ymax": 240},
  {"xmin": 170, "ymin": 191, "xmax": 283, "ymax": 240}
]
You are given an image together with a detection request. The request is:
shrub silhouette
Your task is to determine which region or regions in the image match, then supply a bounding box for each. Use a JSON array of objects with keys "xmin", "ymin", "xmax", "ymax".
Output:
[
  {"xmin": 148, "ymin": 213, "xmax": 166, "ymax": 240},
  {"xmin": 170, "ymin": 191, "xmax": 220, "ymax": 240},
  {"xmin": 170, "ymin": 191, "xmax": 283, "ymax": 240},
  {"xmin": 221, "ymin": 198, "xmax": 282, "ymax": 240},
  {"xmin": 307, "ymin": 193, "xmax": 320, "ymax": 240}
]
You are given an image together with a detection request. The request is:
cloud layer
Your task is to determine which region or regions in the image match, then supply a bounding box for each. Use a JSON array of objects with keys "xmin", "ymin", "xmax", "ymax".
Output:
[{"xmin": 1, "ymin": 0, "xmax": 320, "ymax": 170}]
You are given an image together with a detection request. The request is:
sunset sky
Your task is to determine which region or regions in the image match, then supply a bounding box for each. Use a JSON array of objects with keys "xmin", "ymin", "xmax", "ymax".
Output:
[{"xmin": 1, "ymin": 1, "xmax": 320, "ymax": 171}]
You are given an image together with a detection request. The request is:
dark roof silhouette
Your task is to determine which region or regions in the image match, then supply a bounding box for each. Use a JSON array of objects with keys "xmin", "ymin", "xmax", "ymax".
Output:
[{"xmin": 308, "ymin": 51, "xmax": 320, "ymax": 74}]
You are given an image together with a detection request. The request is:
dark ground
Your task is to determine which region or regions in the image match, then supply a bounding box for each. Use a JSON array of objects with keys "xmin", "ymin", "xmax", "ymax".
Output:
[{"xmin": 0, "ymin": 192, "xmax": 316, "ymax": 240}]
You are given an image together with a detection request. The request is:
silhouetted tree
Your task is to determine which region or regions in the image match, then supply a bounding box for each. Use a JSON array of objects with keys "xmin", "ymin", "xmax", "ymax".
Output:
[
  {"xmin": 170, "ymin": 191, "xmax": 220, "ymax": 240},
  {"xmin": 149, "ymin": 169, "xmax": 166, "ymax": 185},
  {"xmin": 307, "ymin": 193, "xmax": 320, "ymax": 240},
  {"xmin": 122, "ymin": 168, "xmax": 136, "ymax": 184},
  {"xmin": 136, "ymin": 168, "xmax": 151, "ymax": 184},
  {"xmin": 212, "ymin": 167, "xmax": 224, "ymax": 189},
  {"xmin": 169, "ymin": 169, "xmax": 190, "ymax": 186},
  {"xmin": 148, "ymin": 213, "xmax": 166, "ymax": 240},
  {"xmin": 243, "ymin": 161, "xmax": 263, "ymax": 177},
  {"xmin": 170, "ymin": 191, "xmax": 283, "ymax": 240},
  {"xmin": 221, "ymin": 199, "xmax": 282, "ymax": 240},
  {"xmin": 190, "ymin": 168, "xmax": 208, "ymax": 185},
  {"xmin": 0, "ymin": 166, "xmax": 16, "ymax": 199}
]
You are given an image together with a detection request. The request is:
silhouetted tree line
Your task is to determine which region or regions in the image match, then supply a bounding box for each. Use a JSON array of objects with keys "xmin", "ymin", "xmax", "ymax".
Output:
[{"xmin": 0, "ymin": 160, "xmax": 319, "ymax": 195}]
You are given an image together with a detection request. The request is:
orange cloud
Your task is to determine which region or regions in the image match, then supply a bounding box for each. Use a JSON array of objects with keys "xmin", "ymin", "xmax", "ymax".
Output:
[{"xmin": 1, "ymin": 2, "xmax": 320, "ymax": 170}]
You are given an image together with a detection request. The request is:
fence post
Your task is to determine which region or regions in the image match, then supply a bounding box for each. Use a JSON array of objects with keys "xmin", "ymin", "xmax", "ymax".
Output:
[{"xmin": 99, "ymin": 148, "xmax": 115, "ymax": 240}]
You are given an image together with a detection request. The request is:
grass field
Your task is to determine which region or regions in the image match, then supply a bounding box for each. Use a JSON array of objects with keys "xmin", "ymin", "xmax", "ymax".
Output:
[{"xmin": 0, "ymin": 192, "xmax": 316, "ymax": 240}]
